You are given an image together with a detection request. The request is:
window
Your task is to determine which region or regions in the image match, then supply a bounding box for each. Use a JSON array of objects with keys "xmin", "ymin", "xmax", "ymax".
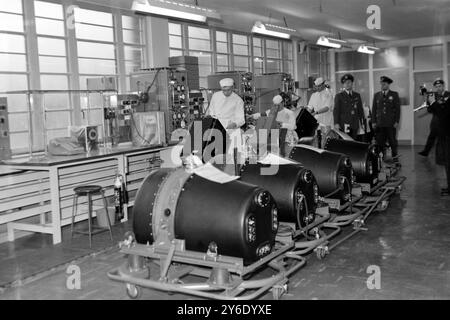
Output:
[
  {"xmin": 282, "ymin": 41, "xmax": 293, "ymax": 75},
  {"xmin": 232, "ymin": 34, "xmax": 249, "ymax": 72},
  {"xmin": 0, "ymin": 0, "xmax": 29, "ymax": 153},
  {"xmin": 216, "ymin": 31, "xmax": 229, "ymax": 71},
  {"xmin": 252, "ymin": 37, "xmax": 264, "ymax": 75},
  {"xmin": 74, "ymin": 7, "xmax": 116, "ymax": 90},
  {"xmin": 266, "ymin": 39, "xmax": 281, "ymax": 73},
  {"xmin": 413, "ymin": 45, "xmax": 443, "ymax": 71},
  {"xmin": 34, "ymin": 1, "xmax": 72, "ymax": 146},
  {"xmin": 122, "ymin": 15, "xmax": 145, "ymax": 90},
  {"xmin": 188, "ymin": 26, "xmax": 212, "ymax": 89},
  {"xmin": 169, "ymin": 22, "xmax": 183, "ymax": 57}
]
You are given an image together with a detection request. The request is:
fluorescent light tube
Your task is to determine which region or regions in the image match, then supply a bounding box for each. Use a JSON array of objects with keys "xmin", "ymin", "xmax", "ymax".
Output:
[
  {"xmin": 357, "ymin": 45, "xmax": 378, "ymax": 54},
  {"xmin": 316, "ymin": 36, "xmax": 346, "ymax": 49},
  {"xmin": 252, "ymin": 21, "xmax": 291, "ymax": 39}
]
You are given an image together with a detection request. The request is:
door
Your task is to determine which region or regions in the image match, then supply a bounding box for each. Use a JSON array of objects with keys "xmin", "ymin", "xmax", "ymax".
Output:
[{"xmin": 413, "ymin": 71, "xmax": 442, "ymax": 146}]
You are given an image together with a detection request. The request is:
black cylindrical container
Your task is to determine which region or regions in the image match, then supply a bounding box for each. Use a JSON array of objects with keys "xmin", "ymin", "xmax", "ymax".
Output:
[
  {"xmin": 239, "ymin": 163, "xmax": 318, "ymax": 228},
  {"xmin": 133, "ymin": 168, "xmax": 277, "ymax": 265},
  {"xmin": 324, "ymin": 138, "xmax": 380, "ymax": 184},
  {"xmin": 288, "ymin": 145, "xmax": 352, "ymax": 202}
]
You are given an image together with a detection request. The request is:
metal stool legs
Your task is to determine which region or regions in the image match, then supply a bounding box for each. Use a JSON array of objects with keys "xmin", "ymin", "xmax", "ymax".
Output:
[
  {"xmin": 71, "ymin": 194, "xmax": 79, "ymax": 239},
  {"xmin": 101, "ymin": 190, "xmax": 114, "ymax": 242},
  {"xmin": 87, "ymin": 193, "xmax": 93, "ymax": 248}
]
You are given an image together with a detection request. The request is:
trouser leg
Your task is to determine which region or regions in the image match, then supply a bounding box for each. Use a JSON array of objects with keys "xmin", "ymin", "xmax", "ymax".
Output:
[
  {"xmin": 423, "ymin": 127, "xmax": 438, "ymax": 155},
  {"xmin": 376, "ymin": 127, "xmax": 387, "ymax": 155},
  {"xmin": 387, "ymin": 127, "xmax": 398, "ymax": 158}
]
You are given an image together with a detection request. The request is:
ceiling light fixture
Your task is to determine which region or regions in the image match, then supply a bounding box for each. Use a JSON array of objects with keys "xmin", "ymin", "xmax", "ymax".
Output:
[
  {"xmin": 357, "ymin": 45, "xmax": 379, "ymax": 54},
  {"xmin": 251, "ymin": 21, "xmax": 294, "ymax": 39},
  {"xmin": 131, "ymin": 0, "xmax": 221, "ymax": 23},
  {"xmin": 316, "ymin": 36, "xmax": 346, "ymax": 48}
]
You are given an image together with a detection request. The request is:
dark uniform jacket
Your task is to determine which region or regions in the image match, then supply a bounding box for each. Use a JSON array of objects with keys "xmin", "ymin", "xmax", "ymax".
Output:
[
  {"xmin": 333, "ymin": 90, "xmax": 364, "ymax": 133},
  {"xmin": 428, "ymin": 92, "xmax": 450, "ymax": 137},
  {"xmin": 429, "ymin": 91, "xmax": 450, "ymax": 130},
  {"xmin": 372, "ymin": 90, "xmax": 400, "ymax": 127}
]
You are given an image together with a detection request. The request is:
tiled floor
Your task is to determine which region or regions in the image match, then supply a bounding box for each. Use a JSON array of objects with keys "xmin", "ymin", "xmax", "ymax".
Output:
[{"xmin": 1, "ymin": 146, "xmax": 449, "ymax": 300}]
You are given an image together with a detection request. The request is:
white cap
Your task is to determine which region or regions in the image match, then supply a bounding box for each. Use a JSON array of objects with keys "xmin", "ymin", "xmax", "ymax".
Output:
[
  {"xmin": 219, "ymin": 78, "xmax": 234, "ymax": 87},
  {"xmin": 314, "ymin": 77, "xmax": 325, "ymax": 86},
  {"xmin": 273, "ymin": 95, "xmax": 283, "ymax": 105}
]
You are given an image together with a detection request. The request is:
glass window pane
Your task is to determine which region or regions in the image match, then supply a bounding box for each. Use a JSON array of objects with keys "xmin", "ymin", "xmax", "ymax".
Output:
[
  {"xmin": 373, "ymin": 46, "xmax": 409, "ymax": 69},
  {"xmin": 188, "ymin": 26, "xmax": 209, "ymax": 40},
  {"xmin": 40, "ymin": 75, "xmax": 68, "ymax": 90},
  {"xmin": 266, "ymin": 59, "xmax": 281, "ymax": 73},
  {"xmin": 283, "ymin": 60, "xmax": 293, "ymax": 75},
  {"xmin": 169, "ymin": 23, "xmax": 181, "ymax": 35},
  {"xmin": 123, "ymin": 29, "xmax": 141, "ymax": 44},
  {"xmin": 78, "ymin": 58, "xmax": 116, "ymax": 74},
  {"xmin": 124, "ymin": 46, "xmax": 142, "ymax": 61},
  {"xmin": 189, "ymin": 38, "xmax": 211, "ymax": 51},
  {"xmin": 232, "ymin": 34, "xmax": 247, "ymax": 45},
  {"xmin": 234, "ymin": 56, "xmax": 249, "ymax": 69},
  {"xmin": 283, "ymin": 42, "xmax": 293, "ymax": 60},
  {"xmin": 35, "ymin": 1, "xmax": 63, "ymax": 19},
  {"xmin": 43, "ymin": 93, "xmax": 70, "ymax": 110},
  {"xmin": 3, "ymin": 95, "xmax": 28, "ymax": 112},
  {"xmin": 253, "ymin": 37, "xmax": 262, "ymax": 47},
  {"xmin": 75, "ymin": 23, "xmax": 114, "ymax": 42},
  {"xmin": 233, "ymin": 44, "xmax": 248, "ymax": 55},
  {"xmin": 39, "ymin": 56, "xmax": 67, "ymax": 73},
  {"xmin": 38, "ymin": 37, "xmax": 66, "ymax": 56},
  {"xmin": 266, "ymin": 39, "xmax": 279, "ymax": 50},
  {"xmin": 189, "ymin": 51, "xmax": 211, "ymax": 65},
  {"xmin": 216, "ymin": 54, "xmax": 228, "ymax": 67},
  {"xmin": 0, "ymin": 12, "xmax": 24, "ymax": 32},
  {"xmin": 10, "ymin": 132, "xmax": 29, "ymax": 150},
  {"xmin": 0, "ymin": 53, "xmax": 26, "ymax": 72},
  {"xmin": 77, "ymin": 42, "xmax": 115, "ymax": 59},
  {"xmin": 0, "ymin": 74, "xmax": 28, "ymax": 91},
  {"xmin": 267, "ymin": 48, "xmax": 280, "ymax": 59},
  {"xmin": 74, "ymin": 8, "xmax": 113, "ymax": 27},
  {"xmin": 169, "ymin": 35, "xmax": 182, "ymax": 48},
  {"xmin": 0, "ymin": 33, "xmax": 25, "ymax": 53},
  {"xmin": 125, "ymin": 61, "xmax": 141, "ymax": 74},
  {"xmin": 45, "ymin": 111, "xmax": 71, "ymax": 129},
  {"xmin": 216, "ymin": 31, "xmax": 227, "ymax": 42},
  {"xmin": 216, "ymin": 42, "xmax": 228, "ymax": 54},
  {"xmin": 122, "ymin": 16, "xmax": 139, "ymax": 30},
  {"xmin": 170, "ymin": 49, "xmax": 183, "ymax": 57},
  {"xmin": 373, "ymin": 69, "xmax": 410, "ymax": 105},
  {"xmin": 253, "ymin": 47, "xmax": 262, "ymax": 57},
  {"xmin": 8, "ymin": 113, "xmax": 29, "ymax": 132},
  {"xmin": 335, "ymin": 51, "xmax": 369, "ymax": 71},
  {"xmin": 198, "ymin": 65, "xmax": 211, "ymax": 77},
  {"xmin": 413, "ymin": 45, "xmax": 443, "ymax": 70},
  {"xmin": 253, "ymin": 58, "xmax": 264, "ymax": 75},
  {"xmin": 217, "ymin": 66, "xmax": 229, "ymax": 72},
  {"xmin": 310, "ymin": 47, "xmax": 320, "ymax": 74},
  {"xmin": 36, "ymin": 18, "xmax": 65, "ymax": 37},
  {"xmin": 0, "ymin": 0, "xmax": 22, "ymax": 14}
]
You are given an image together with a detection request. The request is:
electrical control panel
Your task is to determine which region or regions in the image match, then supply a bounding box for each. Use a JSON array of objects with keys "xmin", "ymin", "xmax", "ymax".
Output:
[
  {"xmin": 130, "ymin": 68, "xmax": 191, "ymax": 140},
  {"xmin": 0, "ymin": 97, "xmax": 11, "ymax": 160},
  {"xmin": 254, "ymin": 73, "xmax": 296, "ymax": 114}
]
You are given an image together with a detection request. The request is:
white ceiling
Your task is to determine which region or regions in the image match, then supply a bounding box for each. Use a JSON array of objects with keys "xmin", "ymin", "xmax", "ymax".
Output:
[{"xmin": 83, "ymin": 0, "xmax": 450, "ymax": 43}]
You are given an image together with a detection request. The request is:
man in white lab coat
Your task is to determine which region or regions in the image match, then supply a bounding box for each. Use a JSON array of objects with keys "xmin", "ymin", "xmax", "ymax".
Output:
[
  {"xmin": 207, "ymin": 78, "xmax": 245, "ymax": 158},
  {"xmin": 307, "ymin": 77, "xmax": 334, "ymax": 130}
]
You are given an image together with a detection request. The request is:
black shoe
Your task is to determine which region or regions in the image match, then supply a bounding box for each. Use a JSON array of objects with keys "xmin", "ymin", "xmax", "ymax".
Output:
[{"xmin": 418, "ymin": 151, "xmax": 428, "ymax": 157}]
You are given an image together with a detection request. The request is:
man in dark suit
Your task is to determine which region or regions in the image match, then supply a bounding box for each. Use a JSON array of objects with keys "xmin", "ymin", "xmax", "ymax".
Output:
[
  {"xmin": 333, "ymin": 73, "xmax": 365, "ymax": 140},
  {"xmin": 372, "ymin": 76, "xmax": 401, "ymax": 163},
  {"xmin": 419, "ymin": 79, "xmax": 450, "ymax": 157}
]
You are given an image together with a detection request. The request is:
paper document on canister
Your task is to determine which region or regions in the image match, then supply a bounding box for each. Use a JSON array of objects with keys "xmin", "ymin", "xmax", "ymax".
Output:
[{"xmin": 193, "ymin": 163, "xmax": 239, "ymax": 184}]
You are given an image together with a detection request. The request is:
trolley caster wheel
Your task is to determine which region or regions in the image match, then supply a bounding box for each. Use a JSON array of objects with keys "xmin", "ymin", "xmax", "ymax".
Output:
[
  {"xmin": 315, "ymin": 246, "xmax": 328, "ymax": 260},
  {"xmin": 377, "ymin": 200, "xmax": 389, "ymax": 211},
  {"xmin": 126, "ymin": 283, "xmax": 142, "ymax": 299},
  {"xmin": 272, "ymin": 284, "xmax": 287, "ymax": 300}
]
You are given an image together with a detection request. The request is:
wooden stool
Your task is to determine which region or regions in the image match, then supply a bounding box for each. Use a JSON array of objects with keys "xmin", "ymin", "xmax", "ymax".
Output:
[{"xmin": 70, "ymin": 185, "xmax": 113, "ymax": 247}]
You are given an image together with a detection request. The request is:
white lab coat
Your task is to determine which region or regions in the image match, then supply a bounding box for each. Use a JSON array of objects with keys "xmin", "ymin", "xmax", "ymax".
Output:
[
  {"xmin": 308, "ymin": 89, "xmax": 334, "ymax": 127},
  {"xmin": 207, "ymin": 91, "xmax": 245, "ymax": 156}
]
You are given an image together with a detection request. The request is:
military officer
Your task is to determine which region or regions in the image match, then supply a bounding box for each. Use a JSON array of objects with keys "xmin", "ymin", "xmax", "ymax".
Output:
[
  {"xmin": 333, "ymin": 73, "xmax": 365, "ymax": 140},
  {"xmin": 372, "ymin": 76, "xmax": 401, "ymax": 162},
  {"xmin": 419, "ymin": 79, "xmax": 450, "ymax": 157},
  {"xmin": 427, "ymin": 86, "xmax": 450, "ymax": 196}
]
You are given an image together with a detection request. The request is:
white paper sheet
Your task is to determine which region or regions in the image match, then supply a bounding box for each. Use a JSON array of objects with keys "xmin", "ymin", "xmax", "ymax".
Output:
[
  {"xmin": 258, "ymin": 152, "xmax": 297, "ymax": 165},
  {"xmin": 193, "ymin": 163, "xmax": 239, "ymax": 184}
]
